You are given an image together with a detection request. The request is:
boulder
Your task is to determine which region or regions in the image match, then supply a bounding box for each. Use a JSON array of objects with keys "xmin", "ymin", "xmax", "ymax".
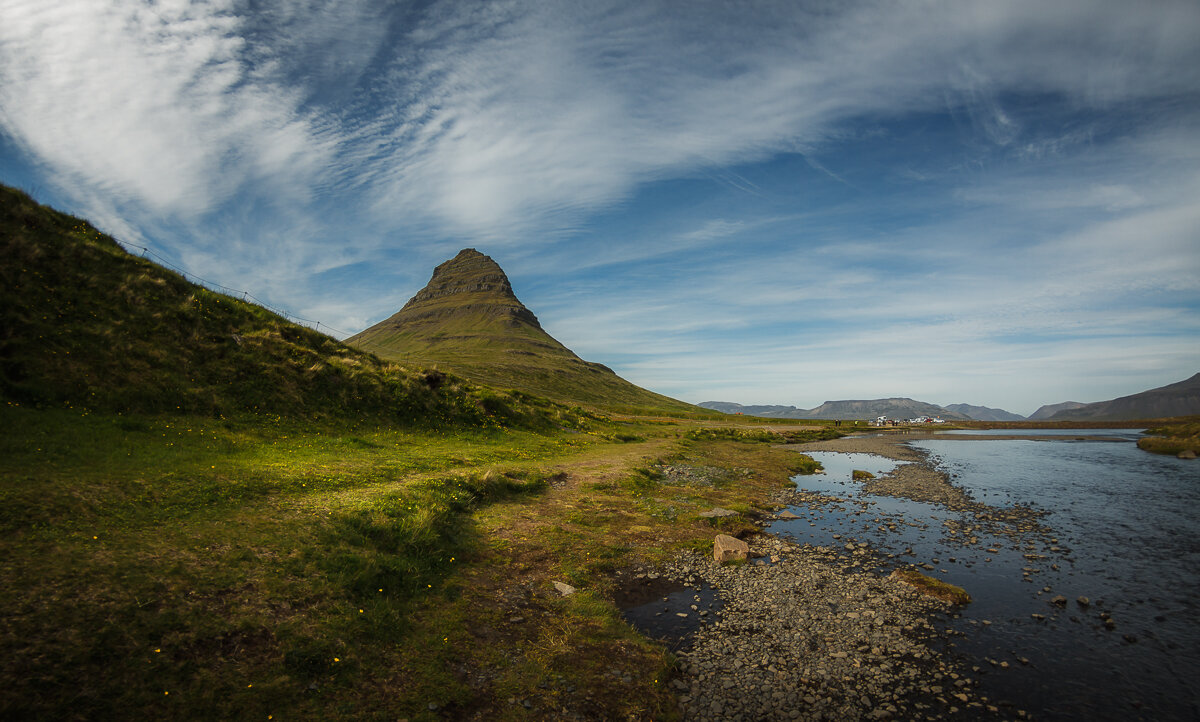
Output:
[
  {"xmin": 713, "ymin": 534, "xmax": 749, "ymax": 563},
  {"xmin": 1178, "ymin": 449, "xmax": 1197, "ymax": 459},
  {"xmin": 777, "ymin": 510, "xmax": 801, "ymax": 520},
  {"xmin": 553, "ymin": 581, "xmax": 576, "ymax": 596},
  {"xmin": 699, "ymin": 507, "xmax": 738, "ymax": 518}
]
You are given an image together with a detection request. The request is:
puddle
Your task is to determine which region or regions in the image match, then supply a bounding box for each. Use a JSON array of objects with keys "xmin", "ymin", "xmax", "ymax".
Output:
[{"xmin": 619, "ymin": 579, "xmax": 722, "ymax": 652}]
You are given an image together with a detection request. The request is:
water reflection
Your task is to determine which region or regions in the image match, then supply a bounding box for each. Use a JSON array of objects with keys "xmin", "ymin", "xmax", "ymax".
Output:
[{"xmin": 772, "ymin": 438, "xmax": 1200, "ymax": 722}]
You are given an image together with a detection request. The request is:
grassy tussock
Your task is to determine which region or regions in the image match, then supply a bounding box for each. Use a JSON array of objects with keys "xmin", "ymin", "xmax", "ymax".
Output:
[
  {"xmin": 1137, "ymin": 418, "xmax": 1200, "ymax": 456},
  {"xmin": 891, "ymin": 569, "xmax": 972, "ymax": 605}
]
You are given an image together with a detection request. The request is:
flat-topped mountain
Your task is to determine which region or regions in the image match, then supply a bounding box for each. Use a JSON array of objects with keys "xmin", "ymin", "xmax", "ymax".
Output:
[
  {"xmin": 346, "ymin": 249, "xmax": 695, "ymax": 412},
  {"xmin": 1043, "ymin": 373, "xmax": 1200, "ymax": 420},
  {"xmin": 699, "ymin": 398, "xmax": 972, "ymax": 421}
]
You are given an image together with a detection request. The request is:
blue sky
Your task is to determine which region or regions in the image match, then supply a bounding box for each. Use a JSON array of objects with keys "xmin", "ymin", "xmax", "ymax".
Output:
[{"xmin": 2, "ymin": 0, "xmax": 1198, "ymax": 416}]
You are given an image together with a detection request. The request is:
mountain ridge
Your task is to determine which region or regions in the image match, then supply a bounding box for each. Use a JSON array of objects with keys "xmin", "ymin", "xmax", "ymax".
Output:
[
  {"xmin": 1027, "ymin": 401, "xmax": 1088, "ymax": 421},
  {"xmin": 1044, "ymin": 373, "xmax": 1200, "ymax": 420},
  {"xmin": 698, "ymin": 398, "xmax": 972, "ymax": 421},
  {"xmin": 943, "ymin": 403, "xmax": 1026, "ymax": 422}
]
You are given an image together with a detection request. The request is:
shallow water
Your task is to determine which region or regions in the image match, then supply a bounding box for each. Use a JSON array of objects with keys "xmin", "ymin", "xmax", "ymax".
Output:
[
  {"xmin": 620, "ymin": 581, "xmax": 722, "ymax": 652},
  {"xmin": 775, "ymin": 437, "xmax": 1200, "ymax": 721},
  {"xmin": 933, "ymin": 428, "xmax": 1146, "ymax": 439}
]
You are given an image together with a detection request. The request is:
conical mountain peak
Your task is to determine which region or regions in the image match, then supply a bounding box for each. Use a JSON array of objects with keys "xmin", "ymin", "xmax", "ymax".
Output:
[
  {"xmin": 406, "ymin": 248, "xmax": 520, "ymax": 307},
  {"xmin": 345, "ymin": 249, "xmax": 695, "ymax": 412},
  {"xmin": 390, "ymin": 248, "xmax": 543, "ymax": 330}
]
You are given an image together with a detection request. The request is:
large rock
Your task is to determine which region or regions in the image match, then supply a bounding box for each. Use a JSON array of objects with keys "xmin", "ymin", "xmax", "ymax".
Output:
[
  {"xmin": 713, "ymin": 534, "xmax": 749, "ymax": 563},
  {"xmin": 699, "ymin": 507, "xmax": 738, "ymax": 518}
]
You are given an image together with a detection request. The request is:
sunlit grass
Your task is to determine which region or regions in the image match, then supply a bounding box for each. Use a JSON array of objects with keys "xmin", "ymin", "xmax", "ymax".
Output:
[{"xmin": 0, "ymin": 405, "xmax": 603, "ymax": 720}]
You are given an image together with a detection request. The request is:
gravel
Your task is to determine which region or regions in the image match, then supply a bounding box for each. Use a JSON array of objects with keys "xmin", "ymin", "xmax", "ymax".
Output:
[{"xmin": 642, "ymin": 539, "xmax": 1017, "ymax": 722}]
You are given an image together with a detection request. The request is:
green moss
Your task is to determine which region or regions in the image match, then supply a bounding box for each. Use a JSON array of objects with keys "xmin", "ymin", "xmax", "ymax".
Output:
[
  {"xmin": 789, "ymin": 453, "xmax": 823, "ymax": 475},
  {"xmin": 891, "ymin": 569, "xmax": 972, "ymax": 605}
]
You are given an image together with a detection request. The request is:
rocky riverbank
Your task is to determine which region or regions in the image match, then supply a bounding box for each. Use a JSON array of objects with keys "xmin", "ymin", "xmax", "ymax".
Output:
[
  {"xmin": 624, "ymin": 537, "xmax": 1020, "ymax": 721},
  {"xmin": 617, "ymin": 433, "xmax": 1059, "ymax": 721},
  {"xmin": 784, "ymin": 434, "xmax": 1051, "ymax": 544}
]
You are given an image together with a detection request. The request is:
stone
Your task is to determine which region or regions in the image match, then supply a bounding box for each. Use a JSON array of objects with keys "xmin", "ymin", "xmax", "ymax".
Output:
[
  {"xmin": 713, "ymin": 534, "xmax": 750, "ymax": 563},
  {"xmin": 700, "ymin": 507, "xmax": 739, "ymax": 518},
  {"xmin": 1178, "ymin": 449, "xmax": 1197, "ymax": 459},
  {"xmin": 778, "ymin": 510, "xmax": 802, "ymax": 520},
  {"xmin": 1050, "ymin": 595, "xmax": 1068, "ymax": 607},
  {"xmin": 553, "ymin": 581, "xmax": 576, "ymax": 596}
]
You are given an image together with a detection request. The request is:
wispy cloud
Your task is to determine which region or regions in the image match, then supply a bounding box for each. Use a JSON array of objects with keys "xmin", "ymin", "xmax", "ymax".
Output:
[{"xmin": 1, "ymin": 0, "xmax": 1197, "ymax": 412}]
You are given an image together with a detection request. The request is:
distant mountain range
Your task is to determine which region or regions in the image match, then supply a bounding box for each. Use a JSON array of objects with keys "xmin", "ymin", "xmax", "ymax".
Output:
[
  {"xmin": 698, "ymin": 398, "xmax": 974, "ymax": 421},
  {"xmin": 703, "ymin": 374, "xmax": 1200, "ymax": 421}
]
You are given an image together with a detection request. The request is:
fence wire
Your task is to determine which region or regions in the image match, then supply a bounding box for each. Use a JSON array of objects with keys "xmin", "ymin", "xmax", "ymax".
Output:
[{"xmin": 115, "ymin": 239, "xmax": 350, "ymax": 338}]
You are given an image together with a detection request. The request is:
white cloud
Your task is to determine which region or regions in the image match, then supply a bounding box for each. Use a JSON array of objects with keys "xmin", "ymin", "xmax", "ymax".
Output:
[
  {"xmin": 2, "ymin": 0, "xmax": 1198, "ymax": 411},
  {"xmin": 0, "ymin": 0, "xmax": 337, "ymax": 220}
]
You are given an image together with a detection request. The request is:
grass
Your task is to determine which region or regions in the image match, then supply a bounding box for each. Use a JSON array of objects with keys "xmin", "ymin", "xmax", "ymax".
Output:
[
  {"xmin": 1136, "ymin": 417, "xmax": 1200, "ymax": 456},
  {"xmin": 890, "ymin": 569, "xmax": 972, "ymax": 605},
  {"xmin": 0, "ymin": 184, "xmax": 592, "ymax": 431},
  {"xmin": 1, "ymin": 400, "xmax": 833, "ymax": 719},
  {"xmin": 0, "ymin": 185, "xmax": 864, "ymax": 718},
  {"xmin": 343, "ymin": 250, "xmax": 700, "ymax": 415},
  {"xmin": 0, "ymin": 405, "xmax": 599, "ymax": 719}
]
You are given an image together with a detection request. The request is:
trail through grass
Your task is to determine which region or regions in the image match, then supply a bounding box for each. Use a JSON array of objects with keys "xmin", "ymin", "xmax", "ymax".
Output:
[{"xmin": 1, "ymin": 405, "xmax": 834, "ymax": 719}]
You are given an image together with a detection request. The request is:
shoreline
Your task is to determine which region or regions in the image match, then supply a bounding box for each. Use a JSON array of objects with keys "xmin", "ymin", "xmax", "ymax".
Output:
[{"xmin": 625, "ymin": 433, "xmax": 1043, "ymax": 721}]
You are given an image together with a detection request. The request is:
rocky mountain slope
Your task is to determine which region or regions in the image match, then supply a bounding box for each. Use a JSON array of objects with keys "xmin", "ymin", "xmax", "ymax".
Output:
[{"xmin": 346, "ymin": 249, "xmax": 695, "ymax": 412}]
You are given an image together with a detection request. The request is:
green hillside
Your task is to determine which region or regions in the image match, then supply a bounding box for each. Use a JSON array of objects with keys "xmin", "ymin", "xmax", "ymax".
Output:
[
  {"xmin": 345, "ymin": 248, "xmax": 698, "ymax": 414},
  {"xmin": 0, "ymin": 185, "xmax": 567, "ymax": 428},
  {"xmin": 0, "ymin": 184, "xmax": 842, "ymax": 720}
]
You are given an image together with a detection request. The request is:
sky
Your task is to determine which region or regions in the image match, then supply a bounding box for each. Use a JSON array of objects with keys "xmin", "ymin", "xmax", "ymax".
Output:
[{"xmin": 2, "ymin": 0, "xmax": 1198, "ymax": 417}]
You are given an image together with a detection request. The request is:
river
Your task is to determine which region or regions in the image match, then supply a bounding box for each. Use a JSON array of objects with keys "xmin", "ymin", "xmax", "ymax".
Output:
[{"xmin": 770, "ymin": 430, "xmax": 1199, "ymax": 721}]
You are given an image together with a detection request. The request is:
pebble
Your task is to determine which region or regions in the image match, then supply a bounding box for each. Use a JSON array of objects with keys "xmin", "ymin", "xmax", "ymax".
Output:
[{"xmin": 650, "ymin": 539, "xmax": 989, "ymax": 721}]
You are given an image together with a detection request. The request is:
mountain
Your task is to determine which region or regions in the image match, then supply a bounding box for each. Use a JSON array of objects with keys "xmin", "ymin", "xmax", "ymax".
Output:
[
  {"xmin": 944, "ymin": 403, "xmax": 1026, "ymax": 421},
  {"xmin": 1044, "ymin": 373, "xmax": 1200, "ymax": 420},
  {"xmin": 345, "ymin": 248, "xmax": 696, "ymax": 413},
  {"xmin": 1027, "ymin": 401, "xmax": 1090, "ymax": 420},
  {"xmin": 698, "ymin": 398, "xmax": 971, "ymax": 421},
  {"xmin": 803, "ymin": 398, "xmax": 971, "ymax": 420},
  {"xmin": 697, "ymin": 402, "xmax": 808, "ymax": 417},
  {"xmin": 0, "ymin": 184, "xmax": 554, "ymax": 426}
]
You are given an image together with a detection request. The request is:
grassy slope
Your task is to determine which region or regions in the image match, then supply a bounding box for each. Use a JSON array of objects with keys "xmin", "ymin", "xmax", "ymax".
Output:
[
  {"xmin": 1, "ymin": 405, "xmax": 839, "ymax": 720},
  {"xmin": 0, "ymin": 185, "xmax": 571, "ymax": 428},
  {"xmin": 345, "ymin": 250, "xmax": 699, "ymax": 415},
  {"xmin": 0, "ymin": 185, "xmax": 852, "ymax": 719}
]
